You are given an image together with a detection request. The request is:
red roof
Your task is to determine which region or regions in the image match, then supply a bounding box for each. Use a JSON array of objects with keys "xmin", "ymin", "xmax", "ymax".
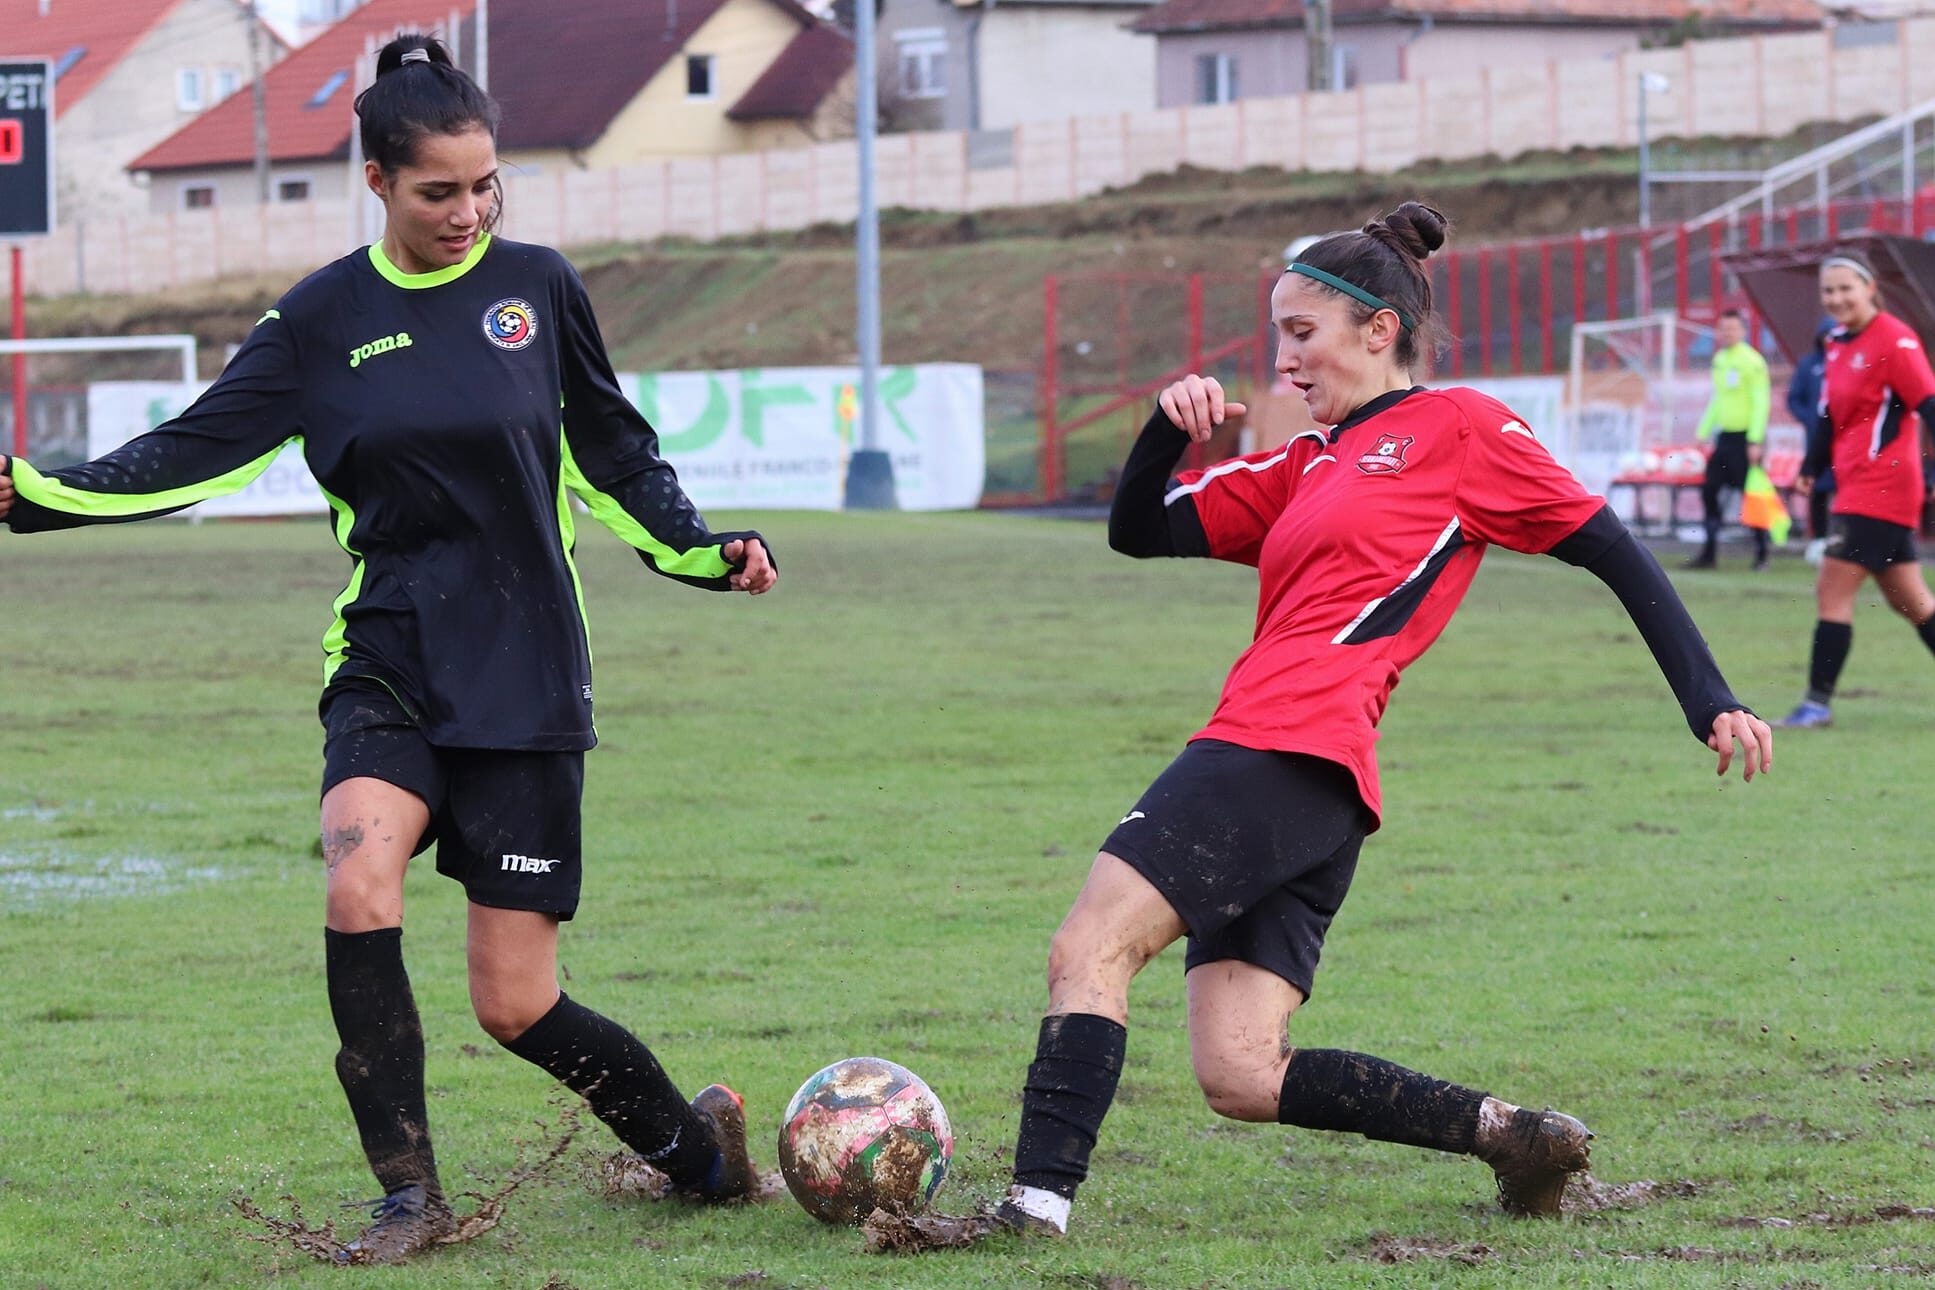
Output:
[
  {"xmin": 1133, "ymin": 0, "xmax": 1826, "ymax": 34},
  {"xmin": 726, "ymin": 22, "xmax": 852, "ymax": 122},
  {"xmin": 2, "ymin": 0, "xmax": 193, "ymax": 117},
  {"xmin": 132, "ymin": 0, "xmax": 841, "ymax": 173},
  {"xmin": 130, "ymin": 0, "xmax": 476, "ymax": 172}
]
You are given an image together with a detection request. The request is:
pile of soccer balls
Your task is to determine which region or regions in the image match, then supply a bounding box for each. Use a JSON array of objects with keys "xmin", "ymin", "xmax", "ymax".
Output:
[{"xmin": 776, "ymin": 1056, "xmax": 953, "ymax": 1225}]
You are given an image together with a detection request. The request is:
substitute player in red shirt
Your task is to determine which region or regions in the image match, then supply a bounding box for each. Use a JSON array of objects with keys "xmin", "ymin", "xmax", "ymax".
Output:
[
  {"xmin": 1776, "ymin": 250, "xmax": 1935, "ymax": 728},
  {"xmin": 878, "ymin": 205, "xmax": 1771, "ymax": 1250}
]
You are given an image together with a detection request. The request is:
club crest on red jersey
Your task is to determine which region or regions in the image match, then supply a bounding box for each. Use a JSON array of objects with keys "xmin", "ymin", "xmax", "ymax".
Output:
[{"xmin": 1358, "ymin": 433, "xmax": 1415, "ymax": 475}]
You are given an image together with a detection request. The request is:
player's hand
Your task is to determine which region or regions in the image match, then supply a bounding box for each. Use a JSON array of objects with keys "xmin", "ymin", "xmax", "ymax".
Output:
[
  {"xmin": 1158, "ymin": 375, "xmax": 1246, "ymax": 444},
  {"xmin": 1747, "ymin": 442, "xmax": 1764, "ymax": 467},
  {"xmin": 1708, "ymin": 708, "xmax": 1772, "ymax": 782},
  {"xmin": 1793, "ymin": 474, "xmax": 1813, "ymax": 499},
  {"xmin": 723, "ymin": 537, "xmax": 776, "ymax": 595},
  {"xmin": 0, "ymin": 453, "xmax": 14, "ymax": 522}
]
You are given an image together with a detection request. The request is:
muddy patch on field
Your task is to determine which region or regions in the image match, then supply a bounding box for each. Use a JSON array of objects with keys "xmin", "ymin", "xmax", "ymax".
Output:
[
  {"xmin": 1563, "ymin": 1176, "xmax": 1703, "ymax": 1213},
  {"xmin": 1364, "ymin": 1232, "xmax": 1494, "ymax": 1265},
  {"xmin": 0, "ymin": 852, "xmax": 227, "ymax": 906},
  {"xmin": 1729, "ymin": 1202, "xmax": 1935, "ymax": 1229},
  {"xmin": 236, "ymin": 1103, "xmax": 583, "ymax": 1263}
]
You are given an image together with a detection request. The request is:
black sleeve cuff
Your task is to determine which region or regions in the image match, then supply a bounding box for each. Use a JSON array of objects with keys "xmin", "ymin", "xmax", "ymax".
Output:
[
  {"xmin": 1549, "ymin": 505, "xmax": 1745, "ymax": 741},
  {"xmin": 1108, "ymin": 409, "xmax": 1211, "ymax": 559}
]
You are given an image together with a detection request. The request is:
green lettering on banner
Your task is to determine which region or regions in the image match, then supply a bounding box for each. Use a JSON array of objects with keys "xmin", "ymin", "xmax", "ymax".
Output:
[
  {"xmin": 634, "ymin": 372, "xmax": 731, "ymax": 454},
  {"xmin": 738, "ymin": 371, "xmax": 814, "ymax": 448},
  {"xmin": 881, "ymin": 367, "xmax": 919, "ymax": 441}
]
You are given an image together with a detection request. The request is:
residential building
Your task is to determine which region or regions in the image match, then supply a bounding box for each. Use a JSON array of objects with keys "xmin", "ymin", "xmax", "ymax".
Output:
[
  {"xmin": 877, "ymin": 0, "xmax": 1158, "ymax": 133},
  {"xmin": 1, "ymin": 0, "xmax": 284, "ymax": 221},
  {"xmin": 126, "ymin": 0, "xmax": 854, "ymax": 210},
  {"xmin": 1130, "ymin": 0, "xmax": 1826, "ymax": 108}
]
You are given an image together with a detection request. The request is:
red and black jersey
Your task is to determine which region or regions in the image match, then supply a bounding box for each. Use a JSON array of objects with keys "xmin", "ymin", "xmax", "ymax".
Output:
[
  {"xmin": 1820, "ymin": 310, "xmax": 1935, "ymax": 528},
  {"xmin": 1161, "ymin": 386, "xmax": 1602, "ymax": 825}
]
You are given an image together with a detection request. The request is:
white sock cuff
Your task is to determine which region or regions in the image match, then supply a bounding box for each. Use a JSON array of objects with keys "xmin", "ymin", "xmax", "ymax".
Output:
[{"xmin": 1007, "ymin": 1184, "xmax": 1071, "ymax": 1233}]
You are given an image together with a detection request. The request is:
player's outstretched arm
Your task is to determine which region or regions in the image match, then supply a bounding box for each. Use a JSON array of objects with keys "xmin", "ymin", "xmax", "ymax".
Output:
[{"xmin": 1547, "ymin": 505, "xmax": 1772, "ymax": 782}]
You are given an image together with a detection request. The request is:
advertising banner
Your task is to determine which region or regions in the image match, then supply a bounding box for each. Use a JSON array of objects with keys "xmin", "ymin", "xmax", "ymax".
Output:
[{"xmin": 84, "ymin": 363, "xmax": 986, "ymax": 518}]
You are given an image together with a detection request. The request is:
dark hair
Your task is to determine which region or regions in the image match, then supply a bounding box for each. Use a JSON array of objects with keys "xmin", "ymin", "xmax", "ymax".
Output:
[
  {"xmin": 1717, "ymin": 307, "xmax": 1744, "ymax": 323},
  {"xmin": 355, "ymin": 35, "xmax": 502, "ymax": 217},
  {"xmin": 1288, "ymin": 202, "xmax": 1449, "ymax": 369}
]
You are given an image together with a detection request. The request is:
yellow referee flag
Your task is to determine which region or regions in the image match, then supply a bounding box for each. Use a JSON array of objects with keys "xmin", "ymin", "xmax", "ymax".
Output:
[{"xmin": 1740, "ymin": 465, "xmax": 1792, "ymax": 545}]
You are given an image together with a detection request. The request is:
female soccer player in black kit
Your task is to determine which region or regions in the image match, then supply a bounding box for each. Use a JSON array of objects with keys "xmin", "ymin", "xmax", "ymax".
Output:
[
  {"xmin": 0, "ymin": 37, "xmax": 774, "ymax": 1264},
  {"xmin": 894, "ymin": 204, "xmax": 1773, "ymax": 1248}
]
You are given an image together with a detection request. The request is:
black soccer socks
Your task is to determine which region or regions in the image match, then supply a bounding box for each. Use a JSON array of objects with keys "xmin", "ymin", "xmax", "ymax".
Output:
[
  {"xmin": 1808, "ymin": 619, "xmax": 1854, "ymax": 704},
  {"xmin": 324, "ymin": 926, "xmax": 442, "ymax": 1197},
  {"xmin": 1011, "ymin": 1012, "xmax": 1127, "ymax": 1199},
  {"xmin": 1278, "ymin": 1047, "xmax": 1487, "ymax": 1154},
  {"xmin": 501, "ymin": 992, "xmax": 720, "ymax": 1188},
  {"xmin": 1917, "ymin": 613, "xmax": 1935, "ymax": 659}
]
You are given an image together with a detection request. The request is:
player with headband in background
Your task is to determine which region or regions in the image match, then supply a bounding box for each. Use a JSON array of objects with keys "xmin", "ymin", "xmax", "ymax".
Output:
[
  {"xmin": 1776, "ymin": 249, "xmax": 1935, "ymax": 729},
  {"xmin": 0, "ymin": 35, "xmax": 774, "ymax": 1264}
]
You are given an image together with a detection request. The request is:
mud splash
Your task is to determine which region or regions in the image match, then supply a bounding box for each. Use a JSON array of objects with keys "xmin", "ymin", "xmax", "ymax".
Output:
[
  {"xmin": 1366, "ymin": 1233, "xmax": 1494, "ymax": 1265},
  {"xmin": 595, "ymin": 1152, "xmax": 786, "ymax": 1203},
  {"xmin": 862, "ymin": 1204, "xmax": 1005, "ymax": 1254},
  {"xmin": 1563, "ymin": 1176, "xmax": 1703, "ymax": 1213},
  {"xmin": 234, "ymin": 1103, "xmax": 583, "ymax": 1264}
]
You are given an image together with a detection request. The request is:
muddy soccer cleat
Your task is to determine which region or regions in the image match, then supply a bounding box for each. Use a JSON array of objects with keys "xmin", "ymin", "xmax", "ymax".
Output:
[
  {"xmin": 1775, "ymin": 699, "xmax": 1832, "ymax": 729},
  {"xmin": 1474, "ymin": 1108, "xmax": 1593, "ymax": 1217},
  {"xmin": 336, "ymin": 1182, "xmax": 455, "ymax": 1264},
  {"xmin": 684, "ymin": 1083, "xmax": 759, "ymax": 1203}
]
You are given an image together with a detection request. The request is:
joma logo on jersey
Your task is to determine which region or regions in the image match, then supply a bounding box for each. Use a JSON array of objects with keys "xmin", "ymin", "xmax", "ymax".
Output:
[
  {"xmin": 348, "ymin": 331, "xmax": 414, "ymax": 369},
  {"xmin": 501, "ymin": 853, "xmax": 562, "ymax": 874},
  {"xmin": 1357, "ymin": 433, "xmax": 1415, "ymax": 475}
]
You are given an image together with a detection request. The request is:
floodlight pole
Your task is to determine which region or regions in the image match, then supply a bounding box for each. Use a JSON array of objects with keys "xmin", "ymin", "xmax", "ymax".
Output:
[
  {"xmin": 10, "ymin": 245, "xmax": 25, "ymax": 459},
  {"xmin": 844, "ymin": 0, "xmax": 898, "ymax": 509},
  {"xmin": 249, "ymin": 1, "xmax": 270, "ymax": 203}
]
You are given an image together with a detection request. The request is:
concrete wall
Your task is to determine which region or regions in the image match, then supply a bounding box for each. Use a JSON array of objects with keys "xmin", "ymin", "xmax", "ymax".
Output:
[
  {"xmin": 55, "ymin": 0, "xmax": 281, "ymax": 222},
  {"xmin": 30, "ymin": 18, "xmax": 1935, "ymax": 296},
  {"xmin": 977, "ymin": 7, "xmax": 1155, "ymax": 129}
]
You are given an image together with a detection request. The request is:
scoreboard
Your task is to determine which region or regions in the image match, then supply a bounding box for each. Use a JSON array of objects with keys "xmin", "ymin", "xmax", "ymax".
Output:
[{"xmin": 0, "ymin": 60, "xmax": 53, "ymax": 237}]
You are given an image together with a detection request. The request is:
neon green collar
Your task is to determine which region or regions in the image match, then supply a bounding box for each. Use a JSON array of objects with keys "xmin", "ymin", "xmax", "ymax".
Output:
[{"xmin": 368, "ymin": 233, "xmax": 492, "ymax": 288}]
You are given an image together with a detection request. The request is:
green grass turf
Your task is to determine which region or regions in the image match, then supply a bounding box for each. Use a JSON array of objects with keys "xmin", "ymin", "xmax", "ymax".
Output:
[{"xmin": 2, "ymin": 513, "xmax": 1932, "ymax": 1288}]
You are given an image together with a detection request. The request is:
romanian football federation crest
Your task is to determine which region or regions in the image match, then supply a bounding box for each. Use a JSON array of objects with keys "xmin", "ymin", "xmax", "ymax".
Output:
[
  {"xmin": 483, "ymin": 298, "xmax": 538, "ymax": 351},
  {"xmin": 1358, "ymin": 433, "xmax": 1414, "ymax": 475}
]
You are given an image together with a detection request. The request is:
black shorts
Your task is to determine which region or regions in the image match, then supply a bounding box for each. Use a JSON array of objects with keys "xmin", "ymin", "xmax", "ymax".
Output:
[
  {"xmin": 1824, "ymin": 512, "xmax": 1918, "ymax": 572},
  {"xmin": 1704, "ymin": 432, "xmax": 1750, "ymax": 492},
  {"xmin": 319, "ymin": 679, "xmax": 584, "ymax": 919},
  {"xmin": 1101, "ymin": 739, "xmax": 1368, "ymax": 997}
]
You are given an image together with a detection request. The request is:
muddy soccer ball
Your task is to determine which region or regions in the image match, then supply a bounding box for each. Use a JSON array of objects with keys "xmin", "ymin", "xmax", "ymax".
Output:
[{"xmin": 776, "ymin": 1056, "xmax": 954, "ymax": 1225}]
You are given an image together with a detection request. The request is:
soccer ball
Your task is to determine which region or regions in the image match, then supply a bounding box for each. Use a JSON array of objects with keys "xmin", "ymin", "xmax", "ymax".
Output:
[{"xmin": 776, "ymin": 1056, "xmax": 954, "ymax": 1225}]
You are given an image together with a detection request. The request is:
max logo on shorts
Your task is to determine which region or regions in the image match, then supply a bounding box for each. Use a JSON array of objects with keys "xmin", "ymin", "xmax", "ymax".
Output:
[
  {"xmin": 501, "ymin": 853, "xmax": 561, "ymax": 874},
  {"xmin": 1358, "ymin": 433, "xmax": 1414, "ymax": 475}
]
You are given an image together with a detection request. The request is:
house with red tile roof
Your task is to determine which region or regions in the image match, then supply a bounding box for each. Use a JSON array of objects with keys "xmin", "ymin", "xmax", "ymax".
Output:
[
  {"xmin": 126, "ymin": 0, "xmax": 854, "ymax": 213},
  {"xmin": 1, "ymin": 0, "xmax": 284, "ymax": 220},
  {"xmin": 1130, "ymin": 0, "xmax": 1826, "ymax": 108}
]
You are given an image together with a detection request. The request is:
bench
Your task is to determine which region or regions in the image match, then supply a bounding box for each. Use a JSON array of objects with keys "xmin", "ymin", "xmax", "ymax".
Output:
[{"xmin": 1609, "ymin": 445, "xmax": 1802, "ymax": 536}]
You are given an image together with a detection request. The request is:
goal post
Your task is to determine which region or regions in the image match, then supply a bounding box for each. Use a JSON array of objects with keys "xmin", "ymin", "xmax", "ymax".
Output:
[{"xmin": 1, "ymin": 334, "xmax": 197, "ymax": 465}]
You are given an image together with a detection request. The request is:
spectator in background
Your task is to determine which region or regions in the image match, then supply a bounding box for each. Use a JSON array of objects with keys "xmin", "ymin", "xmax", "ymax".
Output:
[
  {"xmin": 1787, "ymin": 319, "xmax": 1835, "ymax": 564},
  {"xmin": 1687, "ymin": 309, "xmax": 1772, "ymax": 570}
]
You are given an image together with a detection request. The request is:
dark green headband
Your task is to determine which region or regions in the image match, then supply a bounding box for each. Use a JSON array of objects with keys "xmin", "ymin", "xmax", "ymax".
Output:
[{"xmin": 1287, "ymin": 262, "xmax": 1415, "ymax": 332}]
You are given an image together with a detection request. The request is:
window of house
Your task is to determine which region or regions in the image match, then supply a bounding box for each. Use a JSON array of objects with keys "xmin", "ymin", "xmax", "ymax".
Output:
[
  {"xmin": 214, "ymin": 68, "xmax": 241, "ymax": 102},
  {"xmin": 1333, "ymin": 44, "xmax": 1358, "ymax": 91},
  {"xmin": 182, "ymin": 184, "xmax": 216, "ymax": 210},
  {"xmin": 177, "ymin": 67, "xmax": 204, "ymax": 112},
  {"xmin": 277, "ymin": 178, "xmax": 312, "ymax": 202},
  {"xmin": 895, "ymin": 30, "xmax": 947, "ymax": 100},
  {"xmin": 686, "ymin": 54, "xmax": 715, "ymax": 100},
  {"xmin": 1194, "ymin": 53, "xmax": 1237, "ymax": 105},
  {"xmin": 54, "ymin": 46, "xmax": 86, "ymax": 80},
  {"xmin": 307, "ymin": 69, "xmax": 349, "ymax": 108}
]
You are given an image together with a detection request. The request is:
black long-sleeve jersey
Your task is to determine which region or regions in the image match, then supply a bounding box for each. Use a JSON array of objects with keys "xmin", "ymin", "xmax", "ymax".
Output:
[{"xmin": 5, "ymin": 235, "xmax": 763, "ymax": 751}]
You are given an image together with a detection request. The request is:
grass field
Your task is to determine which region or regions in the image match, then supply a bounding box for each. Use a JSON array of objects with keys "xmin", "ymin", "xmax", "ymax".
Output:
[{"xmin": 3, "ymin": 512, "xmax": 1933, "ymax": 1288}]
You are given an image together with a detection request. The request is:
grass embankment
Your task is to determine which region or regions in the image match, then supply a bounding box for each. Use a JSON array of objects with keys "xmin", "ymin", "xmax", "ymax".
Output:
[{"xmin": 2, "ymin": 514, "xmax": 1932, "ymax": 1287}]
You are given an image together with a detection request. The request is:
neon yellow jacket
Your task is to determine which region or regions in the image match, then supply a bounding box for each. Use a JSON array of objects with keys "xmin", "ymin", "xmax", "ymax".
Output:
[{"xmin": 1696, "ymin": 342, "xmax": 1770, "ymax": 443}]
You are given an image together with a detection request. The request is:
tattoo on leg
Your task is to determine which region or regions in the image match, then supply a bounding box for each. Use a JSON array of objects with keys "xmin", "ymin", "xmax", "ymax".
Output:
[{"xmin": 322, "ymin": 823, "xmax": 366, "ymax": 873}]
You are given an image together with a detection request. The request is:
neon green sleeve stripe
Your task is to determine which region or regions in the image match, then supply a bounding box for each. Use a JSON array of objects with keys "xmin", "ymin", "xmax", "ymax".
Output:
[
  {"xmin": 558, "ymin": 434, "xmax": 732, "ymax": 580},
  {"xmin": 14, "ymin": 445, "xmax": 291, "ymax": 517},
  {"xmin": 317, "ymin": 482, "xmax": 364, "ymax": 683}
]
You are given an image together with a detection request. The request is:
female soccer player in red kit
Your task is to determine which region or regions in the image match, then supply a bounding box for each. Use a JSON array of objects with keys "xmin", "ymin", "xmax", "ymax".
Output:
[
  {"xmin": 896, "ymin": 204, "xmax": 1773, "ymax": 1248},
  {"xmin": 1776, "ymin": 250, "xmax": 1935, "ymax": 728}
]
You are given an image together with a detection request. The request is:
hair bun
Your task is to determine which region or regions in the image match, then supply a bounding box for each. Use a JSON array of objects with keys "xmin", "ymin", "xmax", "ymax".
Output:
[
  {"xmin": 1363, "ymin": 202, "xmax": 1449, "ymax": 263},
  {"xmin": 375, "ymin": 33, "xmax": 453, "ymax": 78}
]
